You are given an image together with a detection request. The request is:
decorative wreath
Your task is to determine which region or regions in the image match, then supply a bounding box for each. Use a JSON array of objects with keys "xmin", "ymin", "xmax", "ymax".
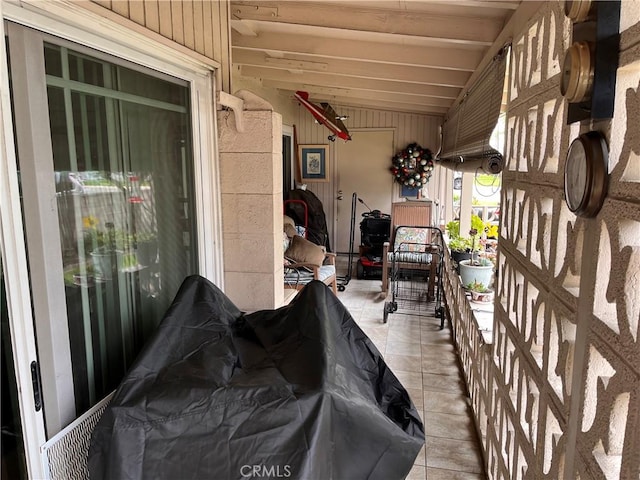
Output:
[{"xmin": 390, "ymin": 143, "xmax": 434, "ymax": 188}]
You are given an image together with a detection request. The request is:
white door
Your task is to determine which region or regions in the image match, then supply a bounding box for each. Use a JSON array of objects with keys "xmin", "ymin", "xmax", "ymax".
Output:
[{"xmin": 335, "ymin": 130, "xmax": 395, "ymax": 253}]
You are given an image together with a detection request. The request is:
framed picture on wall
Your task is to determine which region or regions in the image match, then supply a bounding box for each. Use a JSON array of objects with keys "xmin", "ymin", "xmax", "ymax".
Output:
[{"xmin": 298, "ymin": 145, "xmax": 329, "ymax": 182}]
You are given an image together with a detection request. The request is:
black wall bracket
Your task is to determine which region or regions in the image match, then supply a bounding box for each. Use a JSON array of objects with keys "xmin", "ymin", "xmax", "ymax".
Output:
[{"xmin": 564, "ymin": 0, "xmax": 621, "ymax": 124}]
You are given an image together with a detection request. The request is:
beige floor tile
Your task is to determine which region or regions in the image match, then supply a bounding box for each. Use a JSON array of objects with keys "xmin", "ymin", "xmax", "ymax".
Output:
[
  {"xmin": 414, "ymin": 444, "xmax": 426, "ymax": 466},
  {"xmin": 423, "ymin": 372, "xmax": 466, "ymax": 395},
  {"xmin": 340, "ymin": 296, "xmax": 368, "ymax": 309},
  {"xmin": 361, "ymin": 295, "xmax": 387, "ymax": 307},
  {"xmin": 420, "ymin": 320, "xmax": 447, "ymax": 333},
  {"xmin": 419, "ymin": 334, "xmax": 457, "ymax": 347},
  {"xmin": 370, "ymin": 336, "xmax": 386, "ymax": 355},
  {"xmin": 332, "ymin": 275, "xmax": 486, "ymax": 478},
  {"xmin": 425, "ymin": 436, "xmax": 485, "ymax": 474},
  {"xmin": 405, "ymin": 464, "xmax": 426, "ymax": 480},
  {"xmin": 385, "ymin": 313, "xmax": 423, "ymax": 326},
  {"xmin": 421, "ymin": 360, "xmax": 462, "ymax": 377},
  {"xmin": 388, "ymin": 327, "xmax": 421, "ymax": 344},
  {"xmin": 359, "ymin": 308, "xmax": 386, "ymax": 324},
  {"xmin": 426, "ymin": 467, "xmax": 486, "ymax": 479},
  {"xmin": 424, "ymin": 390, "xmax": 470, "ymax": 416},
  {"xmin": 405, "ymin": 388, "xmax": 424, "ymax": 410},
  {"xmin": 359, "ymin": 324, "xmax": 389, "ymax": 338},
  {"xmin": 354, "ymin": 310, "xmax": 381, "ymax": 323},
  {"xmin": 384, "ymin": 353, "xmax": 423, "ymax": 373},
  {"xmin": 423, "ymin": 411, "xmax": 477, "ymax": 441},
  {"xmin": 421, "ymin": 346, "xmax": 459, "ymax": 365},
  {"xmin": 393, "ymin": 370, "xmax": 424, "ymax": 390},
  {"xmin": 386, "ymin": 340, "xmax": 423, "ymax": 356}
]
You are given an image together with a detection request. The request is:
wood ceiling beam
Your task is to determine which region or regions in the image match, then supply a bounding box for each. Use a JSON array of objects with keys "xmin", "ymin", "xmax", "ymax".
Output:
[
  {"xmin": 402, "ymin": 0, "xmax": 519, "ymax": 10},
  {"xmin": 239, "ymin": 66, "xmax": 461, "ymax": 99},
  {"xmin": 262, "ymin": 79, "xmax": 454, "ymax": 109},
  {"xmin": 316, "ymin": 1, "xmax": 519, "ymax": 16},
  {"xmin": 230, "ymin": 1, "xmax": 502, "ymax": 46},
  {"xmin": 234, "ymin": 50, "xmax": 471, "ymax": 88},
  {"xmin": 297, "ymin": 94, "xmax": 448, "ymax": 116},
  {"xmin": 231, "ymin": 29, "xmax": 483, "ymax": 72}
]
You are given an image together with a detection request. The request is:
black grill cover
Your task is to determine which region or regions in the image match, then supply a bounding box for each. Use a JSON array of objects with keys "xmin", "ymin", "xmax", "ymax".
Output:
[{"xmin": 88, "ymin": 276, "xmax": 424, "ymax": 480}]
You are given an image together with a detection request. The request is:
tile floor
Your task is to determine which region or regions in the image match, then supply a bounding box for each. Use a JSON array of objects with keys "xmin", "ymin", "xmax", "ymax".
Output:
[{"xmin": 335, "ymin": 263, "xmax": 486, "ymax": 480}]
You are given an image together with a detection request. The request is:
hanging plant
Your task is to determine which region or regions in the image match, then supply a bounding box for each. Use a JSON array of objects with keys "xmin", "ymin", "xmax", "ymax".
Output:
[{"xmin": 389, "ymin": 143, "xmax": 434, "ymax": 189}]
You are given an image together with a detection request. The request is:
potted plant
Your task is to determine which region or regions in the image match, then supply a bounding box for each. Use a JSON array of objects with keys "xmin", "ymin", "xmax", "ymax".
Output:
[
  {"xmin": 467, "ymin": 280, "xmax": 494, "ymax": 303},
  {"xmin": 447, "ymin": 236, "xmax": 473, "ymax": 272},
  {"xmin": 83, "ymin": 219, "xmax": 137, "ymax": 279},
  {"xmin": 445, "ymin": 218, "xmax": 483, "ymax": 273},
  {"xmin": 459, "ymin": 255, "xmax": 494, "ymax": 291},
  {"xmin": 458, "ymin": 226, "xmax": 495, "ymax": 288}
]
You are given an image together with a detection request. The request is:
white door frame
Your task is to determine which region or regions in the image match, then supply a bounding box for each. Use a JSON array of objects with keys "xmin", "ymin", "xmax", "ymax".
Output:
[
  {"xmin": 0, "ymin": 7, "xmax": 47, "ymax": 479},
  {"xmin": 1, "ymin": 4, "xmax": 224, "ymax": 474},
  {"xmin": 283, "ymin": 124, "xmax": 295, "ymax": 191}
]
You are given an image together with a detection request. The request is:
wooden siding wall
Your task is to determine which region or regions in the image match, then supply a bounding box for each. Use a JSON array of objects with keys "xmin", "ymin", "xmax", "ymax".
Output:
[
  {"xmin": 89, "ymin": 0, "xmax": 231, "ymax": 92},
  {"xmin": 294, "ymin": 101, "xmax": 443, "ymax": 240}
]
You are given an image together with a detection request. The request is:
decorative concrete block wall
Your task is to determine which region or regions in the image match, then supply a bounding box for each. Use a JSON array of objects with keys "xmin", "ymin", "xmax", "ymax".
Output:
[
  {"xmin": 441, "ymin": 248, "xmax": 492, "ymax": 460},
  {"xmin": 218, "ymin": 109, "xmax": 284, "ymax": 311},
  {"xmin": 490, "ymin": 2, "xmax": 639, "ymax": 479},
  {"xmin": 446, "ymin": 3, "xmax": 639, "ymax": 479}
]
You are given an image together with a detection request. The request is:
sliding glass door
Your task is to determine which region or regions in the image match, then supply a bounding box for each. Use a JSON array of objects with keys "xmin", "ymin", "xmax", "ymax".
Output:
[
  {"xmin": 43, "ymin": 43, "xmax": 198, "ymax": 414},
  {"xmin": 8, "ymin": 25, "xmax": 202, "ymax": 422}
]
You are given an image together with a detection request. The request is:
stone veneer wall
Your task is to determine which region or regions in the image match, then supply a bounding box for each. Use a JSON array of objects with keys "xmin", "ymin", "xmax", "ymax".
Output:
[
  {"xmin": 218, "ymin": 109, "xmax": 284, "ymax": 311},
  {"xmin": 448, "ymin": 2, "xmax": 640, "ymax": 479}
]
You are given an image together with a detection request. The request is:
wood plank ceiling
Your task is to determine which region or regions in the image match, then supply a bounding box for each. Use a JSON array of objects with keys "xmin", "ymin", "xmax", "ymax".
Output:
[{"xmin": 230, "ymin": 0, "xmax": 521, "ymax": 116}]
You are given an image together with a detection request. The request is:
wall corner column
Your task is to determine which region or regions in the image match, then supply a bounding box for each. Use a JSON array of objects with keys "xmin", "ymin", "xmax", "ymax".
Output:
[{"xmin": 218, "ymin": 108, "xmax": 284, "ymax": 311}]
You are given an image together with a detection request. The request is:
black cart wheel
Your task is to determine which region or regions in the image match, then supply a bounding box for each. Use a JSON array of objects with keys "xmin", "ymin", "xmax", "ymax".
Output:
[
  {"xmin": 383, "ymin": 301, "xmax": 393, "ymax": 323},
  {"xmin": 435, "ymin": 306, "xmax": 444, "ymax": 329},
  {"xmin": 338, "ymin": 284, "xmax": 346, "ymax": 292},
  {"xmin": 356, "ymin": 260, "xmax": 364, "ymax": 279}
]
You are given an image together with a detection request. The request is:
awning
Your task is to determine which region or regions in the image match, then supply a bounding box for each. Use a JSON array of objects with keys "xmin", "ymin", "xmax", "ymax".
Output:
[{"xmin": 437, "ymin": 45, "xmax": 510, "ymax": 174}]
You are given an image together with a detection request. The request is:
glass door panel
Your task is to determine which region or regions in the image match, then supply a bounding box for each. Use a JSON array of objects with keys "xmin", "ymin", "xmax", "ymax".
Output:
[{"xmin": 44, "ymin": 44, "xmax": 198, "ymax": 415}]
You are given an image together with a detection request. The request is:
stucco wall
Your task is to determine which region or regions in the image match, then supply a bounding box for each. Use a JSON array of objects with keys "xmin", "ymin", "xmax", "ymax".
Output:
[{"xmin": 485, "ymin": 2, "xmax": 640, "ymax": 478}]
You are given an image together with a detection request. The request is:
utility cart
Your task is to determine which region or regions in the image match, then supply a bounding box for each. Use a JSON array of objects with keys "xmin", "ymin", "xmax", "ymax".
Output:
[{"xmin": 383, "ymin": 225, "xmax": 445, "ymax": 328}]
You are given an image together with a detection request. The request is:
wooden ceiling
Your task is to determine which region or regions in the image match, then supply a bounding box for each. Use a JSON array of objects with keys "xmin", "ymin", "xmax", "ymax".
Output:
[{"xmin": 230, "ymin": 0, "xmax": 522, "ymax": 116}]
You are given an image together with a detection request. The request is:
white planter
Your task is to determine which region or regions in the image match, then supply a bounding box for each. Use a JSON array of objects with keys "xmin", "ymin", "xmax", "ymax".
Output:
[{"xmin": 459, "ymin": 260, "xmax": 494, "ymax": 290}]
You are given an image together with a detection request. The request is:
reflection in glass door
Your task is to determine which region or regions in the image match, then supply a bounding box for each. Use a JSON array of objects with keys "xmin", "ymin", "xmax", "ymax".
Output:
[
  {"xmin": 42, "ymin": 44, "xmax": 199, "ymax": 415},
  {"xmin": 1, "ymin": 260, "xmax": 28, "ymax": 479}
]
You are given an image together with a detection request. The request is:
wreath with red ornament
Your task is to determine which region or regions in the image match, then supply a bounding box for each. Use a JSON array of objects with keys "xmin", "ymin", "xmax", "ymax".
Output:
[{"xmin": 390, "ymin": 143, "xmax": 434, "ymax": 189}]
